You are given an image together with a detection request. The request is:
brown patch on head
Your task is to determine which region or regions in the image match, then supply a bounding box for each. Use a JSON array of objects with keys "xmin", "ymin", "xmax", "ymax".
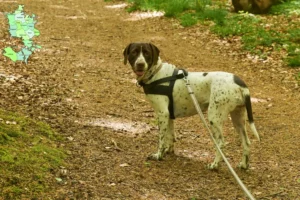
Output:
[
  {"xmin": 123, "ymin": 43, "xmax": 160, "ymax": 68},
  {"xmin": 148, "ymin": 43, "xmax": 160, "ymax": 66},
  {"xmin": 123, "ymin": 43, "xmax": 132, "ymax": 65}
]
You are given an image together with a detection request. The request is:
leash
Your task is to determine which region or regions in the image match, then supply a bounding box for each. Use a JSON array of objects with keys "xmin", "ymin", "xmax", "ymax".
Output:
[{"xmin": 182, "ymin": 73, "xmax": 256, "ymax": 200}]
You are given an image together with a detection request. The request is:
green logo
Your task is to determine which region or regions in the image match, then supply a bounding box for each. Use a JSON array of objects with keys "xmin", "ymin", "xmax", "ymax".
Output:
[{"xmin": 3, "ymin": 5, "xmax": 41, "ymax": 64}]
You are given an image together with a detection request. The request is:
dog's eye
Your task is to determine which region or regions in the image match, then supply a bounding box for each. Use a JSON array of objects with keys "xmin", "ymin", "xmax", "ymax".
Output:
[
  {"xmin": 143, "ymin": 51, "xmax": 149, "ymax": 57},
  {"xmin": 131, "ymin": 50, "xmax": 139, "ymax": 56}
]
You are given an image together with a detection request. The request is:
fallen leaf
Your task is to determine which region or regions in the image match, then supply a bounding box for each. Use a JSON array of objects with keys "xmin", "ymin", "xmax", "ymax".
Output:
[
  {"xmin": 55, "ymin": 177, "xmax": 63, "ymax": 182},
  {"xmin": 120, "ymin": 163, "xmax": 130, "ymax": 167}
]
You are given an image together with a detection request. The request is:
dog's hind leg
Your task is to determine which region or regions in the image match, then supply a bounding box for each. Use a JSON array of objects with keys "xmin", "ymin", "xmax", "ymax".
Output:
[{"xmin": 230, "ymin": 106, "xmax": 251, "ymax": 169}]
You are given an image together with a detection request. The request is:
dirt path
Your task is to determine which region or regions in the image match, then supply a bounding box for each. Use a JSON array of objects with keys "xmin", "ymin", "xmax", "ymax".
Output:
[{"xmin": 1, "ymin": 0, "xmax": 300, "ymax": 199}]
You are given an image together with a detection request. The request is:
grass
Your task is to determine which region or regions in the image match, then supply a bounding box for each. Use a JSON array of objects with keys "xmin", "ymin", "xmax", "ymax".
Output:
[
  {"xmin": 126, "ymin": 0, "xmax": 162, "ymax": 12},
  {"xmin": 124, "ymin": 0, "xmax": 300, "ymax": 67},
  {"xmin": 163, "ymin": 0, "xmax": 190, "ymax": 17},
  {"xmin": 126, "ymin": 0, "xmax": 191, "ymax": 15},
  {"xmin": 0, "ymin": 109, "xmax": 66, "ymax": 199},
  {"xmin": 269, "ymin": 0, "xmax": 300, "ymax": 15},
  {"xmin": 180, "ymin": 13, "xmax": 198, "ymax": 26}
]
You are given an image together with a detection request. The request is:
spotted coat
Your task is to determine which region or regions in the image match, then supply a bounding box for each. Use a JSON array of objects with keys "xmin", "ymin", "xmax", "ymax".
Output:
[{"xmin": 123, "ymin": 43, "xmax": 260, "ymax": 169}]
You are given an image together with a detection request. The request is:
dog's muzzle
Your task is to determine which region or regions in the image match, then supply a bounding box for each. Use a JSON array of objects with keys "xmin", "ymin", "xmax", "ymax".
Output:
[{"xmin": 134, "ymin": 62, "xmax": 147, "ymax": 77}]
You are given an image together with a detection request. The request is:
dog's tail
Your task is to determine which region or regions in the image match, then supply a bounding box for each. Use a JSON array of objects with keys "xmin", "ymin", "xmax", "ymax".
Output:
[{"xmin": 245, "ymin": 94, "xmax": 261, "ymax": 141}]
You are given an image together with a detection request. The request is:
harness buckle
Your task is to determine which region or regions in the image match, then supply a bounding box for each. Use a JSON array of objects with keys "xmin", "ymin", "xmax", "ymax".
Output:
[{"xmin": 136, "ymin": 81, "xmax": 142, "ymax": 87}]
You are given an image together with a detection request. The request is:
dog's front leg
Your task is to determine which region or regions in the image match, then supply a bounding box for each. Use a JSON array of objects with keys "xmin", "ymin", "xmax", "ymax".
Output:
[
  {"xmin": 148, "ymin": 111, "xmax": 175, "ymax": 160},
  {"xmin": 207, "ymin": 104, "xmax": 226, "ymax": 170}
]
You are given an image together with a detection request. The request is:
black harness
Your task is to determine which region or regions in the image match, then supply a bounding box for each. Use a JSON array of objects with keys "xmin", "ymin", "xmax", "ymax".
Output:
[{"xmin": 138, "ymin": 68, "xmax": 188, "ymax": 119}]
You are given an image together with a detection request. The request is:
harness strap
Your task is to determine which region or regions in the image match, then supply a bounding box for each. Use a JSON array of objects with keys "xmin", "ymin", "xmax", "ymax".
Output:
[
  {"xmin": 167, "ymin": 68, "xmax": 178, "ymax": 119},
  {"xmin": 141, "ymin": 68, "xmax": 188, "ymax": 119},
  {"xmin": 139, "ymin": 69, "xmax": 187, "ymax": 87}
]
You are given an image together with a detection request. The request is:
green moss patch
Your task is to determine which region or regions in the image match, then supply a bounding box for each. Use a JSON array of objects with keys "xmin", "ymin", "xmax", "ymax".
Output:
[{"xmin": 0, "ymin": 109, "xmax": 66, "ymax": 199}]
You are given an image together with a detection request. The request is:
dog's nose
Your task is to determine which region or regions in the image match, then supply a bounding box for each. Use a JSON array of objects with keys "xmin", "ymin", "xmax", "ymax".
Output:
[{"xmin": 136, "ymin": 63, "xmax": 145, "ymax": 70}]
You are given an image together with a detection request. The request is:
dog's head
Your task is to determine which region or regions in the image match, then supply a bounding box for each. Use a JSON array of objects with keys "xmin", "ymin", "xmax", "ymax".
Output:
[{"xmin": 123, "ymin": 43, "xmax": 160, "ymax": 77}]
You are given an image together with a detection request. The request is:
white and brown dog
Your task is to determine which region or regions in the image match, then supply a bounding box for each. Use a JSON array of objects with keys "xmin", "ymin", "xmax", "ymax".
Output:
[{"xmin": 123, "ymin": 42, "xmax": 260, "ymax": 169}]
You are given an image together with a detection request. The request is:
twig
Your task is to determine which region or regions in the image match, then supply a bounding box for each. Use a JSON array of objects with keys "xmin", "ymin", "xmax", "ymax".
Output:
[
  {"xmin": 50, "ymin": 37, "xmax": 69, "ymax": 41},
  {"xmin": 259, "ymin": 191, "xmax": 285, "ymax": 199},
  {"xmin": 111, "ymin": 139, "xmax": 123, "ymax": 152}
]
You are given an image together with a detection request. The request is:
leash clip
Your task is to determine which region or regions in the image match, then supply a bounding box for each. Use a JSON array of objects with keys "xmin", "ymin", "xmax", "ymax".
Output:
[
  {"xmin": 182, "ymin": 73, "xmax": 190, "ymax": 85},
  {"xmin": 180, "ymin": 68, "xmax": 189, "ymax": 85}
]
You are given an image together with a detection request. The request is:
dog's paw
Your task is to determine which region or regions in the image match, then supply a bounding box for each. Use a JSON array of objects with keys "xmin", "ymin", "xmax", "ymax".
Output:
[
  {"xmin": 165, "ymin": 146, "xmax": 174, "ymax": 155},
  {"xmin": 238, "ymin": 162, "xmax": 249, "ymax": 170},
  {"xmin": 147, "ymin": 153, "xmax": 163, "ymax": 161},
  {"xmin": 207, "ymin": 162, "xmax": 219, "ymax": 170}
]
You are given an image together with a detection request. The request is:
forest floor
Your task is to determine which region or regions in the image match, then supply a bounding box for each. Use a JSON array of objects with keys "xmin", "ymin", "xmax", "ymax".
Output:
[{"xmin": 0, "ymin": 0, "xmax": 300, "ymax": 199}]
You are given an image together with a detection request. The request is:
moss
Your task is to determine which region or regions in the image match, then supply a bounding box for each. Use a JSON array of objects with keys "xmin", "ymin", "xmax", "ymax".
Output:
[{"xmin": 0, "ymin": 109, "xmax": 66, "ymax": 198}]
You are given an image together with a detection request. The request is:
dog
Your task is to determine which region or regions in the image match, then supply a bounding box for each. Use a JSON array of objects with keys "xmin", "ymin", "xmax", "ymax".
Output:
[
  {"xmin": 123, "ymin": 42, "xmax": 260, "ymax": 169},
  {"xmin": 231, "ymin": 0, "xmax": 279, "ymax": 14}
]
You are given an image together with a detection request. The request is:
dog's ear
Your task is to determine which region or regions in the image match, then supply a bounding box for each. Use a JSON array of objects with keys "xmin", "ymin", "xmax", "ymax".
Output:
[
  {"xmin": 123, "ymin": 43, "xmax": 132, "ymax": 65},
  {"xmin": 149, "ymin": 43, "xmax": 160, "ymax": 66}
]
